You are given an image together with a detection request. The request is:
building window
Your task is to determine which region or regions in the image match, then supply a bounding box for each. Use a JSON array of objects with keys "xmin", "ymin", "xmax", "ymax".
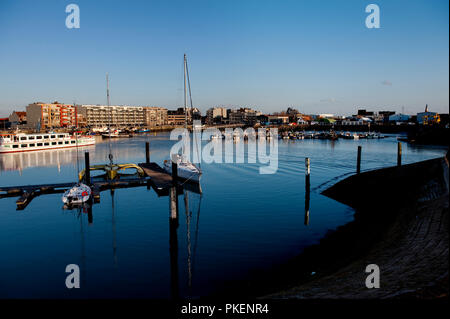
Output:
[
  {"xmin": 13, "ymin": 145, "xmax": 19, "ymax": 148},
  {"xmin": 52, "ymin": 142, "xmax": 57, "ymax": 145},
  {"xmin": 21, "ymin": 144, "xmax": 27, "ymax": 148},
  {"xmin": 29, "ymin": 144, "xmax": 35, "ymax": 147},
  {"xmin": 37, "ymin": 143, "xmax": 43, "ymax": 146}
]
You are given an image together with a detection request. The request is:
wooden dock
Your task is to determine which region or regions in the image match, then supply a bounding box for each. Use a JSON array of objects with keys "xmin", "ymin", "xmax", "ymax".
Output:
[
  {"xmin": 0, "ymin": 144, "xmax": 201, "ymax": 210},
  {"xmin": 138, "ymin": 162, "xmax": 202, "ymax": 196},
  {"xmin": 139, "ymin": 162, "xmax": 174, "ymax": 189}
]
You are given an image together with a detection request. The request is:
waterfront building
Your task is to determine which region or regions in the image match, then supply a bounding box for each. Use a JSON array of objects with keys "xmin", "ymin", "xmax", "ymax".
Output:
[
  {"xmin": 228, "ymin": 109, "xmax": 244, "ymax": 124},
  {"xmin": 167, "ymin": 108, "xmax": 191, "ymax": 126},
  {"xmin": 417, "ymin": 105, "xmax": 440, "ymax": 125},
  {"xmin": 26, "ymin": 102, "xmax": 77, "ymax": 129},
  {"xmin": 0, "ymin": 118, "xmax": 10, "ymax": 130},
  {"xmin": 226, "ymin": 108, "xmax": 261, "ymax": 125},
  {"xmin": 77, "ymin": 105, "xmax": 146, "ymax": 127},
  {"xmin": 388, "ymin": 114, "xmax": 411, "ymax": 123},
  {"xmin": 357, "ymin": 109, "xmax": 374, "ymax": 116},
  {"xmin": 206, "ymin": 107, "xmax": 227, "ymax": 125},
  {"xmin": 144, "ymin": 107, "xmax": 168, "ymax": 127},
  {"xmin": 8, "ymin": 111, "xmax": 27, "ymax": 128},
  {"xmin": 267, "ymin": 114, "xmax": 289, "ymax": 125}
]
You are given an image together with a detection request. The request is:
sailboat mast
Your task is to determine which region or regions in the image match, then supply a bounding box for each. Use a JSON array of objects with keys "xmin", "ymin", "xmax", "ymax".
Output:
[
  {"xmin": 184, "ymin": 54, "xmax": 188, "ymax": 129},
  {"xmin": 106, "ymin": 73, "xmax": 113, "ymax": 165},
  {"xmin": 74, "ymin": 101, "xmax": 80, "ymax": 183}
]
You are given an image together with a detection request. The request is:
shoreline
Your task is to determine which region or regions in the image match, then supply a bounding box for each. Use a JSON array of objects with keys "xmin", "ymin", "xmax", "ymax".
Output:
[{"xmin": 210, "ymin": 153, "xmax": 449, "ymax": 299}]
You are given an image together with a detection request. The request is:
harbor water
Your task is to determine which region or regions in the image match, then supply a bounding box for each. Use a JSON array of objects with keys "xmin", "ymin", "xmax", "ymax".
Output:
[{"xmin": 0, "ymin": 133, "xmax": 446, "ymax": 298}]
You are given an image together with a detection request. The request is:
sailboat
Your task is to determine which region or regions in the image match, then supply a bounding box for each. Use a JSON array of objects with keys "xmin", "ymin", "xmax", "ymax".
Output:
[
  {"xmin": 62, "ymin": 120, "xmax": 92, "ymax": 206},
  {"xmin": 164, "ymin": 54, "xmax": 202, "ymax": 183}
]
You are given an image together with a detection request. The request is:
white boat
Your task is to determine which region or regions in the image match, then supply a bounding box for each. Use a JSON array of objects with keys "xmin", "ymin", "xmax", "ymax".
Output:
[
  {"xmin": 101, "ymin": 129, "xmax": 132, "ymax": 138},
  {"xmin": 163, "ymin": 54, "xmax": 202, "ymax": 183},
  {"xmin": 211, "ymin": 133, "xmax": 222, "ymax": 140},
  {"xmin": 91, "ymin": 126, "xmax": 108, "ymax": 133},
  {"xmin": 164, "ymin": 154, "xmax": 201, "ymax": 183},
  {"xmin": 62, "ymin": 183, "xmax": 92, "ymax": 206},
  {"xmin": 0, "ymin": 132, "xmax": 95, "ymax": 154}
]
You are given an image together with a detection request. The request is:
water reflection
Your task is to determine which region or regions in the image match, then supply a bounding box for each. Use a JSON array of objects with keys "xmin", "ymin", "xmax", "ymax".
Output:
[
  {"xmin": 0, "ymin": 146, "xmax": 95, "ymax": 173},
  {"xmin": 169, "ymin": 187, "xmax": 202, "ymax": 299},
  {"xmin": 0, "ymin": 133, "xmax": 446, "ymax": 298}
]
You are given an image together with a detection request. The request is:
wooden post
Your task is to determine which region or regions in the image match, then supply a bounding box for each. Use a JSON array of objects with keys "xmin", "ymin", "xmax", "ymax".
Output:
[
  {"xmin": 87, "ymin": 205, "xmax": 93, "ymax": 224},
  {"xmin": 357, "ymin": 146, "xmax": 362, "ymax": 174},
  {"xmin": 397, "ymin": 142, "xmax": 402, "ymax": 166},
  {"xmin": 305, "ymin": 157, "xmax": 310, "ymax": 225},
  {"xmin": 145, "ymin": 141, "xmax": 150, "ymax": 164},
  {"xmin": 169, "ymin": 214, "xmax": 179, "ymax": 300},
  {"xmin": 169, "ymin": 186, "xmax": 178, "ymax": 220},
  {"xmin": 169, "ymin": 157, "xmax": 179, "ymax": 219},
  {"xmin": 305, "ymin": 157, "xmax": 310, "ymax": 191},
  {"xmin": 172, "ymin": 160, "xmax": 178, "ymax": 184},
  {"xmin": 84, "ymin": 152, "xmax": 91, "ymax": 185},
  {"xmin": 304, "ymin": 187, "xmax": 310, "ymax": 226}
]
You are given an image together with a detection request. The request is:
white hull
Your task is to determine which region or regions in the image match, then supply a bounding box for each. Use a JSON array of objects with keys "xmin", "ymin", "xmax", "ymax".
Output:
[
  {"xmin": 62, "ymin": 183, "xmax": 92, "ymax": 205},
  {"xmin": 0, "ymin": 133, "xmax": 95, "ymax": 154},
  {"xmin": 164, "ymin": 155, "xmax": 201, "ymax": 183}
]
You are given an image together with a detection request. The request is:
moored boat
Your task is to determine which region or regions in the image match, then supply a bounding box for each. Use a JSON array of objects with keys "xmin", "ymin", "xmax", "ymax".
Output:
[
  {"xmin": 0, "ymin": 132, "xmax": 95, "ymax": 154},
  {"xmin": 62, "ymin": 183, "xmax": 92, "ymax": 206},
  {"xmin": 164, "ymin": 154, "xmax": 201, "ymax": 183}
]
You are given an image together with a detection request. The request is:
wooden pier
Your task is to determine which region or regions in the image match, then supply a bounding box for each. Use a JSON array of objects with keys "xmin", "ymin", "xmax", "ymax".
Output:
[
  {"xmin": 0, "ymin": 178, "xmax": 152, "ymax": 210},
  {"xmin": 0, "ymin": 152, "xmax": 200, "ymax": 209}
]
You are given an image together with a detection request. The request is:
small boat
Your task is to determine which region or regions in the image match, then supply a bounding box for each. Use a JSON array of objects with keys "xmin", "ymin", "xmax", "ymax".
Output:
[
  {"xmin": 62, "ymin": 183, "xmax": 91, "ymax": 206},
  {"xmin": 211, "ymin": 133, "xmax": 222, "ymax": 140},
  {"xmin": 164, "ymin": 154, "xmax": 201, "ymax": 183},
  {"xmin": 102, "ymin": 130, "xmax": 132, "ymax": 138}
]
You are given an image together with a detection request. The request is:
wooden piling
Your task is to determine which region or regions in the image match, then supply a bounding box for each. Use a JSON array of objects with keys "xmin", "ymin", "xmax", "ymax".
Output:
[
  {"xmin": 92, "ymin": 184, "xmax": 100, "ymax": 203},
  {"xmin": 169, "ymin": 159, "xmax": 179, "ymax": 219},
  {"xmin": 84, "ymin": 152, "xmax": 91, "ymax": 185},
  {"xmin": 172, "ymin": 160, "xmax": 178, "ymax": 185},
  {"xmin": 305, "ymin": 157, "xmax": 310, "ymax": 225},
  {"xmin": 169, "ymin": 215, "xmax": 179, "ymax": 300},
  {"xmin": 169, "ymin": 186, "xmax": 178, "ymax": 219},
  {"xmin": 305, "ymin": 157, "xmax": 311, "ymax": 191},
  {"xmin": 357, "ymin": 146, "xmax": 362, "ymax": 174},
  {"xmin": 145, "ymin": 142, "xmax": 150, "ymax": 164},
  {"xmin": 397, "ymin": 142, "xmax": 402, "ymax": 167}
]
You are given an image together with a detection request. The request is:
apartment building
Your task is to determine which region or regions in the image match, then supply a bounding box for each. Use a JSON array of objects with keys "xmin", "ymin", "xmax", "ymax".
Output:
[
  {"xmin": 144, "ymin": 107, "xmax": 167, "ymax": 126},
  {"xmin": 8, "ymin": 111, "xmax": 27, "ymax": 128},
  {"xmin": 26, "ymin": 102, "xmax": 77, "ymax": 129},
  {"xmin": 167, "ymin": 107, "xmax": 194, "ymax": 126},
  {"xmin": 206, "ymin": 107, "xmax": 227, "ymax": 124},
  {"xmin": 77, "ymin": 105, "xmax": 146, "ymax": 127}
]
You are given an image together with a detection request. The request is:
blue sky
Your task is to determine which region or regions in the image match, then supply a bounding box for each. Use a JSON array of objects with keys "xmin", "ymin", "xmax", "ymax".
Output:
[{"xmin": 0, "ymin": 0, "xmax": 448, "ymax": 116}]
